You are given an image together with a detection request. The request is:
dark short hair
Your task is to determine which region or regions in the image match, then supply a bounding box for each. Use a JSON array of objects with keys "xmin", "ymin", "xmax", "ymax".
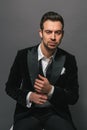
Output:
[{"xmin": 40, "ymin": 11, "xmax": 64, "ymax": 30}]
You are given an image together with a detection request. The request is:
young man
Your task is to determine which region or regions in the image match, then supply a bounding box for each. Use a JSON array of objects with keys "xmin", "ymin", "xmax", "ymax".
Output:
[{"xmin": 6, "ymin": 11, "xmax": 79, "ymax": 130}]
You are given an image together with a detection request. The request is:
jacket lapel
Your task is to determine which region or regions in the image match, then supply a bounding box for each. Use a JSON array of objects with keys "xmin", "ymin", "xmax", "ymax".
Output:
[
  {"xmin": 27, "ymin": 46, "xmax": 38, "ymax": 86},
  {"xmin": 27, "ymin": 46, "xmax": 66, "ymax": 87},
  {"xmin": 49, "ymin": 50, "xmax": 65, "ymax": 85}
]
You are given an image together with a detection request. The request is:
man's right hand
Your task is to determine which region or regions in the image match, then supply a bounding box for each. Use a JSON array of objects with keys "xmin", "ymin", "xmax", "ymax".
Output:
[{"xmin": 29, "ymin": 92, "xmax": 48, "ymax": 105}]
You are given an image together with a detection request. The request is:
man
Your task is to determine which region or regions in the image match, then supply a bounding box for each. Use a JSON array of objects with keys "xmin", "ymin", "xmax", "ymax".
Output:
[{"xmin": 6, "ymin": 11, "xmax": 79, "ymax": 130}]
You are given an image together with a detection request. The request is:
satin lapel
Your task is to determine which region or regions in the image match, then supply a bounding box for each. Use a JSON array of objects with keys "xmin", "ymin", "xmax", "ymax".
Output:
[
  {"xmin": 27, "ymin": 47, "xmax": 38, "ymax": 86},
  {"xmin": 49, "ymin": 55, "xmax": 65, "ymax": 85}
]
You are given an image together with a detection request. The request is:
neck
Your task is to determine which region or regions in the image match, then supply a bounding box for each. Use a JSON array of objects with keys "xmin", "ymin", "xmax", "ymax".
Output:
[{"xmin": 40, "ymin": 43, "xmax": 55, "ymax": 58}]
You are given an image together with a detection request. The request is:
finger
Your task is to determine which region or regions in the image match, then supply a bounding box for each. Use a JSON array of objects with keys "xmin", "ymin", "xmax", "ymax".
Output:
[
  {"xmin": 40, "ymin": 95, "xmax": 48, "ymax": 100},
  {"xmin": 34, "ymin": 84, "xmax": 42, "ymax": 90},
  {"xmin": 34, "ymin": 81, "xmax": 43, "ymax": 88},
  {"xmin": 38, "ymin": 98, "xmax": 47, "ymax": 104},
  {"xmin": 35, "ymin": 79, "xmax": 43, "ymax": 84},
  {"xmin": 39, "ymin": 99, "xmax": 47, "ymax": 104},
  {"xmin": 36, "ymin": 97, "xmax": 47, "ymax": 104},
  {"xmin": 38, "ymin": 101, "xmax": 45, "ymax": 104},
  {"xmin": 38, "ymin": 74, "xmax": 45, "ymax": 80},
  {"xmin": 35, "ymin": 88, "xmax": 42, "ymax": 93}
]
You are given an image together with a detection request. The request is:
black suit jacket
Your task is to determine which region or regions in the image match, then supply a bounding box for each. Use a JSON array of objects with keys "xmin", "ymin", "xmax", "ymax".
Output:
[{"xmin": 5, "ymin": 44, "xmax": 79, "ymax": 124}]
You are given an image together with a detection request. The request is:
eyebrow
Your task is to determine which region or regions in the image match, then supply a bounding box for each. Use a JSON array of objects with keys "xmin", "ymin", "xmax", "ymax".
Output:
[{"xmin": 44, "ymin": 30, "xmax": 63, "ymax": 33}]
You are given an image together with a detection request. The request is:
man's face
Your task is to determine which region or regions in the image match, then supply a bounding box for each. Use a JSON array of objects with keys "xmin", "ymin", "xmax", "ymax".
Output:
[{"xmin": 39, "ymin": 20, "xmax": 64, "ymax": 51}]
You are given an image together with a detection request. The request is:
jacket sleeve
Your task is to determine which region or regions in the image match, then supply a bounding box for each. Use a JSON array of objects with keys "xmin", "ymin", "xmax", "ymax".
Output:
[
  {"xmin": 5, "ymin": 51, "xmax": 29, "ymax": 107},
  {"xmin": 50, "ymin": 55, "xmax": 79, "ymax": 107}
]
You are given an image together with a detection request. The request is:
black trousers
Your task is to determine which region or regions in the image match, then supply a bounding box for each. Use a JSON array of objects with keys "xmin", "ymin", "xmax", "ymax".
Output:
[{"xmin": 13, "ymin": 107, "xmax": 76, "ymax": 130}]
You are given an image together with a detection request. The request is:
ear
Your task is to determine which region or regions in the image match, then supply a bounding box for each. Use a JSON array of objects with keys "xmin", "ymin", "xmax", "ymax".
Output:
[
  {"xmin": 59, "ymin": 30, "xmax": 64, "ymax": 44},
  {"xmin": 39, "ymin": 29, "xmax": 43, "ymax": 38},
  {"xmin": 62, "ymin": 30, "xmax": 64, "ymax": 38}
]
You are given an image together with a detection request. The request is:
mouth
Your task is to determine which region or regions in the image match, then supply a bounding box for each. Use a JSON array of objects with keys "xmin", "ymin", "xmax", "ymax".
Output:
[{"xmin": 48, "ymin": 42, "xmax": 57, "ymax": 47}]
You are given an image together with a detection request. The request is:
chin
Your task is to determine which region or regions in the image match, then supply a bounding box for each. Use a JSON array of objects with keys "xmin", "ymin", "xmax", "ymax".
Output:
[{"xmin": 48, "ymin": 47, "xmax": 56, "ymax": 51}]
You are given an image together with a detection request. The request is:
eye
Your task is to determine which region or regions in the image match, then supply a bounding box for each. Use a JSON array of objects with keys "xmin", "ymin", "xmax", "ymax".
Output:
[
  {"xmin": 55, "ymin": 30, "xmax": 63, "ymax": 35},
  {"xmin": 45, "ymin": 30, "xmax": 52, "ymax": 34}
]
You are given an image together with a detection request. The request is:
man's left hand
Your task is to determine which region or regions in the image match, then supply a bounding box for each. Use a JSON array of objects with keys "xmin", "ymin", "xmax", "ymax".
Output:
[{"xmin": 34, "ymin": 74, "xmax": 52, "ymax": 94}]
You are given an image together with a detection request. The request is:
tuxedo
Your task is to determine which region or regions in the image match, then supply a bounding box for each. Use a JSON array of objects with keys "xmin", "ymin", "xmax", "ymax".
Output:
[{"xmin": 5, "ymin": 44, "xmax": 79, "ymax": 129}]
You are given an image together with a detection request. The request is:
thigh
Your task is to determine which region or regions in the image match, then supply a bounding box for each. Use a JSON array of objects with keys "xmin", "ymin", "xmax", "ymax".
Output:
[
  {"xmin": 13, "ymin": 116, "xmax": 42, "ymax": 130},
  {"xmin": 44, "ymin": 115, "xmax": 75, "ymax": 130}
]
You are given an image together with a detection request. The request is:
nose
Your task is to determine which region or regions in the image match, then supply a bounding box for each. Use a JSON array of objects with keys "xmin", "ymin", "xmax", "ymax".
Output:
[{"xmin": 51, "ymin": 33, "xmax": 56, "ymax": 41}]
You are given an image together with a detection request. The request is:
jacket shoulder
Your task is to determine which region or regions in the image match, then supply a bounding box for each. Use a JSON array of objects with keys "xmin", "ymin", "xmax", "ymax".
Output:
[
  {"xmin": 58, "ymin": 48, "xmax": 78, "ymax": 69},
  {"xmin": 17, "ymin": 45, "xmax": 38, "ymax": 55},
  {"xmin": 58, "ymin": 48, "xmax": 75, "ymax": 58}
]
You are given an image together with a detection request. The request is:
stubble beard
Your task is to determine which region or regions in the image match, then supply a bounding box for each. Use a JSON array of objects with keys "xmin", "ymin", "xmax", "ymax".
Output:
[{"xmin": 43, "ymin": 41, "xmax": 58, "ymax": 53}]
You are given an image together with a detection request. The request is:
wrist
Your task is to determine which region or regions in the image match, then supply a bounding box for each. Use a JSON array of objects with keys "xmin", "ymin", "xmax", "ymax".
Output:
[
  {"xmin": 29, "ymin": 92, "xmax": 34, "ymax": 102},
  {"xmin": 48, "ymin": 85, "xmax": 54, "ymax": 96},
  {"xmin": 26, "ymin": 92, "xmax": 32, "ymax": 108}
]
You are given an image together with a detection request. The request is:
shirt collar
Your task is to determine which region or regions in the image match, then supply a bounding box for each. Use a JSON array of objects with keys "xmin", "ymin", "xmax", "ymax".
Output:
[
  {"xmin": 38, "ymin": 44, "xmax": 57, "ymax": 61},
  {"xmin": 38, "ymin": 44, "xmax": 44, "ymax": 61}
]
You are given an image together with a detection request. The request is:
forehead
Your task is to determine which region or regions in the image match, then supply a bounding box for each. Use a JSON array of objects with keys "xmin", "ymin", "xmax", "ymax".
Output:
[{"xmin": 43, "ymin": 20, "xmax": 63, "ymax": 30}]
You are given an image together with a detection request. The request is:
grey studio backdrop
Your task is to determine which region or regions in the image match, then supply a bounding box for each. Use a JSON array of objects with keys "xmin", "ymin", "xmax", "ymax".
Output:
[{"xmin": 0, "ymin": 0, "xmax": 87, "ymax": 130}]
